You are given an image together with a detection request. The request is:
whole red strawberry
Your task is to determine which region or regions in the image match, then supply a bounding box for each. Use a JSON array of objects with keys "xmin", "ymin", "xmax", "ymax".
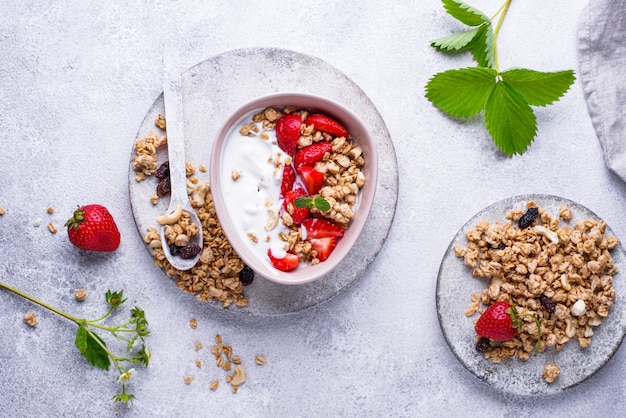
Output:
[
  {"xmin": 65, "ymin": 204, "xmax": 121, "ymax": 252},
  {"xmin": 475, "ymin": 301, "xmax": 521, "ymax": 341}
]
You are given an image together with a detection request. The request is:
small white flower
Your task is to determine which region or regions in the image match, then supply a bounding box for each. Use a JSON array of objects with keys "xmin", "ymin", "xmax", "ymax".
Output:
[{"xmin": 117, "ymin": 368, "xmax": 137, "ymax": 383}]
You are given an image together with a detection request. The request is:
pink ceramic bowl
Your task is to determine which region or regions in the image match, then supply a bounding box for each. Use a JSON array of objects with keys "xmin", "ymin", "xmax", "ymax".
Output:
[{"xmin": 210, "ymin": 93, "xmax": 377, "ymax": 285}]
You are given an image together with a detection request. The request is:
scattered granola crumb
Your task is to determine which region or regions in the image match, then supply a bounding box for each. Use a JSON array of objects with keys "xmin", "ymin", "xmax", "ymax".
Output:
[
  {"xmin": 189, "ymin": 318, "xmax": 197, "ymax": 329},
  {"xmin": 254, "ymin": 355, "xmax": 266, "ymax": 365},
  {"xmin": 209, "ymin": 380, "xmax": 219, "ymax": 391},
  {"xmin": 198, "ymin": 164, "xmax": 207, "ymax": 173},
  {"xmin": 195, "ymin": 359, "xmax": 202, "ymax": 368},
  {"xmin": 33, "ymin": 218, "xmax": 42, "ymax": 227},
  {"xmin": 47, "ymin": 222, "xmax": 58, "ymax": 234},
  {"xmin": 23, "ymin": 312, "xmax": 38, "ymax": 327},
  {"xmin": 542, "ymin": 363, "xmax": 561, "ymax": 383},
  {"xmin": 183, "ymin": 375, "xmax": 195, "ymax": 385},
  {"xmin": 74, "ymin": 289, "xmax": 87, "ymax": 301},
  {"xmin": 0, "ymin": 205, "xmax": 5, "ymax": 215},
  {"xmin": 231, "ymin": 169, "xmax": 242, "ymax": 181},
  {"xmin": 194, "ymin": 341, "xmax": 203, "ymax": 351},
  {"xmin": 47, "ymin": 207, "xmax": 54, "ymax": 214},
  {"xmin": 155, "ymin": 114, "xmax": 166, "ymax": 130}
]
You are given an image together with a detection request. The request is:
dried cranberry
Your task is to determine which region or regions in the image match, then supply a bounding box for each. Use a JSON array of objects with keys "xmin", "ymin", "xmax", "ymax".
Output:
[
  {"xmin": 239, "ymin": 265, "xmax": 254, "ymax": 286},
  {"xmin": 155, "ymin": 161, "xmax": 170, "ymax": 179},
  {"xmin": 518, "ymin": 207, "xmax": 539, "ymax": 229},
  {"xmin": 540, "ymin": 294, "xmax": 556, "ymax": 314},
  {"xmin": 179, "ymin": 244, "xmax": 201, "ymax": 259},
  {"xmin": 156, "ymin": 177, "xmax": 171, "ymax": 197},
  {"xmin": 476, "ymin": 337, "xmax": 490, "ymax": 353}
]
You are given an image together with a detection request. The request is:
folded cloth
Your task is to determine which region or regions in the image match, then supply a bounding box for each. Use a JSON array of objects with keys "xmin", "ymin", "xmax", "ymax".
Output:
[{"xmin": 578, "ymin": 0, "xmax": 626, "ymax": 181}]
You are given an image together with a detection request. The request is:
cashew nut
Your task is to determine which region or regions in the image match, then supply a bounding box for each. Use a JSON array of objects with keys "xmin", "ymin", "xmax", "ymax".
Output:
[
  {"xmin": 565, "ymin": 318, "xmax": 576, "ymax": 338},
  {"xmin": 264, "ymin": 207, "xmax": 279, "ymax": 231},
  {"xmin": 230, "ymin": 364, "xmax": 246, "ymax": 386},
  {"xmin": 190, "ymin": 183, "xmax": 208, "ymax": 208},
  {"xmin": 534, "ymin": 225, "xmax": 558, "ymax": 244},
  {"xmin": 156, "ymin": 204, "xmax": 183, "ymax": 225}
]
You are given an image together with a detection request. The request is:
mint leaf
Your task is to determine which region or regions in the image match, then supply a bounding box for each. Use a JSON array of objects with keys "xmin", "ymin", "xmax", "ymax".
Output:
[
  {"xmin": 431, "ymin": 26, "xmax": 483, "ymax": 51},
  {"xmin": 425, "ymin": 67, "xmax": 497, "ymax": 117},
  {"xmin": 313, "ymin": 196, "xmax": 331, "ymax": 212},
  {"xmin": 500, "ymin": 68, "xmax": 576, "ymax": 106},
  {"xmin": 484, "ymin": 81, "xmax": 537, "ymax": 156},
  {"xmin": 468, "ymin": 23, "xmax": 494, "ymax": 68},
  {"xmin": 442, "ymin": 0, "xmax": 490, "ymax": 26},
  {"xmin": 75, "ymin": 325, "xmax": 111, "ymax": 370}
]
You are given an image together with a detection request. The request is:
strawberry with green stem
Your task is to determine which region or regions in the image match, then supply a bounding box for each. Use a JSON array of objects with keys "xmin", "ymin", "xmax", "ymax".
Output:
[
  {"xmin": 65, "ymin": 204, "xmax": 121, "ymax": 252},
  {"xmin": 475, "ymin": 301, "xmax": 542, "ymax": 355}
]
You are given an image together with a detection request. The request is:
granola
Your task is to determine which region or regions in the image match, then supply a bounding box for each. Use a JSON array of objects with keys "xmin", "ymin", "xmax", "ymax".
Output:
[
  {"xmin": 133, "ymin": 116, "xmax": 248, "ymax": 308},
  {"xmin": 455, "ymin": 201, "xmax": 619, "ymax": 364}
]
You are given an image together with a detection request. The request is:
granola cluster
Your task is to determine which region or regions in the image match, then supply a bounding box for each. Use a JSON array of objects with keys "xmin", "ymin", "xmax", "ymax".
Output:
[
  {"xmin": 454, "ymin": 201, "xmax": 619, "ymax": 364},
  {"xmin": 133, "ymin": 115, "xmax": 248, "ymax": 308}
]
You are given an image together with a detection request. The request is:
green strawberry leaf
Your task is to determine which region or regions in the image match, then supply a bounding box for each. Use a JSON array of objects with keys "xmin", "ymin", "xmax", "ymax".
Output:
[
  {"xmin": 468, "ymin": 23, "xmax": 494, "ymax": 68},
  {"xmin": 75, "ymin": 325, "xmax": 111, "ymax": 370},
  {"xmin": 431, "ymin": 26, "xmax": 483, "ymax": 51},
  {"xmin": 500, "ymin": 68, "xmax": 576, "ymax": 106},
  {"xmin": 484, "ymin": 81, "xmax": 537, "ymax": 156},
  {"xmin": 441, "ymin": 0, "xmax": 490, "ymax": 26},
  {"xmin": 425, "ymin": 67, "xmax": 497, "ymax": 118}
]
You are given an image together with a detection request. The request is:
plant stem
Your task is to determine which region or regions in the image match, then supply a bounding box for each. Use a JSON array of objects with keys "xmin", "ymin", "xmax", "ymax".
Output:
[
  {"xmin": 0, "ymin": 280, "xmax": 80, "ymax": 325},
  {"xmin": 493, "ymin": 0, "xmax": 512, "ymax": 73}
]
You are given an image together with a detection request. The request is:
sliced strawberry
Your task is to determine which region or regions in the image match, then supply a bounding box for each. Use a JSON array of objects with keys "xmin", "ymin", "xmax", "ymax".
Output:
[
  {"xmin": 283, "ymin": 186, "xmax": 310, "ymax": 224},
  {"xmin": 280, "ymin": 165, "xmax": 296, "ymax": 197},
  {"xmin": 301, "ymin": 218, "xmax": 345, "ymax": 239},
  {"xmin": 298, "ymin": 166, "xmax": 325, "ymax": 195},
  {"xmin": 268, "ymin": 249, "xmax": 300, "ymax": 272},
  {"xmin": 309, "ymin": 236, "xmax": 339, "ymax": 262},
  {"xmin": 304, "ymin": 113, "xmax": 349, "ymax": 138},
  {"xmin": 276, "ymin": 114, "xmax": 302, "ymax": 156},
  {"xmin": 294, "ymin": 141, "xmax": 332, "ymax": 170}
]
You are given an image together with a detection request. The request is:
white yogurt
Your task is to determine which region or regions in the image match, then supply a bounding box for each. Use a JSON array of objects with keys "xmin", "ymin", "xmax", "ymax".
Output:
[{"xmin": 220, "ymin": 110, "xmax": 292, "ymax": 263}]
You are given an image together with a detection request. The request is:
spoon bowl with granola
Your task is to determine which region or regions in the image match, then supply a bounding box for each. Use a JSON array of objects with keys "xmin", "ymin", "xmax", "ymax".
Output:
[{"xmin": 210, "ymin": 93, "xmax": 377, "ymax": 285}]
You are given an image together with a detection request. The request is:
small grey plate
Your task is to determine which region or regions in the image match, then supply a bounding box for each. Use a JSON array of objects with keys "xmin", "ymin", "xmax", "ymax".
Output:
[
  {"xmin": 128, "ymin": 48, "xmax": 398, "ymax": 316},
  {"xmin": 437, "ymin": 194, "xmax": 626, "ymax": 396}
]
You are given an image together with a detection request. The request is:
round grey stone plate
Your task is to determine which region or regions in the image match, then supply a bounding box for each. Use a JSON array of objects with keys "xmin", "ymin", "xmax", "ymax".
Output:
[
  {"xmin": 437, "ymin": 194, "xmax": 626, "ymax": 396},
  {"xmin": 128, "ymin": 47, "xmax": 398, "ymax": 316}
]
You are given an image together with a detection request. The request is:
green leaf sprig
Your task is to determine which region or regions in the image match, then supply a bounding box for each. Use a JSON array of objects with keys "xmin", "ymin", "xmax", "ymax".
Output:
[
  {"xmin": 0, "ymin": 281, "xmax": 150, "ymax": 405},
  {"xmin": 425, "ymin": 0, "xmax": 576, "ymax": 155},
  {"xmin": 294, "ymin": 196, "xmax": 331, "ymax": 212}
]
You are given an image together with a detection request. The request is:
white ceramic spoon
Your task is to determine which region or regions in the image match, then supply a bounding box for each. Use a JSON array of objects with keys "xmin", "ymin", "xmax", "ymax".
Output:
[{"xmin": 158, "ymin": 47, "xmax": 203, "ymax": 271}]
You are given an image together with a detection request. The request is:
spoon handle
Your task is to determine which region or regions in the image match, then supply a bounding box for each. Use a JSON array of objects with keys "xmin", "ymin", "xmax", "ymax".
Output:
[{"xmin": 162, "ymin": 47, "xmax": 189, "ymax": 206}]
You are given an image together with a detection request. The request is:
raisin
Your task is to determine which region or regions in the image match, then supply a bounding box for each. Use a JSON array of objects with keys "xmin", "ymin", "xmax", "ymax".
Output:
[
  {"xmin": 155, "ymin": 161, "xmax": 170, "ymax": 179},
  {"xmin": 540, "ymin": 294, "xmax": 556, "ymax": 314},
  {"xmin": 239, "ymin": 265, "xmax": 254, "ymax": 286},
  {"xmin": 497, "ymin": 243, "xmax": 506, "ymax": 250},
  {"xmin": 169, "ymin": 244, "xmax": 180, "ymax": 256},
  {"xmin": 476, "ymin": 337, "xmax": 490, "ymax": 353},
  {"xmin": 179, "ymin": 244, "xmax": 201, "ymax": 259},
  {"xmin": 156, "ymin": 177, "xmax": 171, "ymax": 197},
  {"xmin": 518, "ymin": 207, "xmax": 539, "ymax": 229}
]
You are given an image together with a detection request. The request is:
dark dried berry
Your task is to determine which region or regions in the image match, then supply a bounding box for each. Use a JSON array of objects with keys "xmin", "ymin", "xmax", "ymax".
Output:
[
  {"xmin": 156, "ymin": 177, "xmax": 171, "ymax": 197},
  {"xmin": 476, "ymin": 337, "xmax": 491, "ymax": 353},
  {"xmin": 169, "ymin": 244, "xmax": 180, "ymax": 256},
  {"xmin": 540, "ymin": 294, "xmax": 556, "ymax": 314},
  {"xmin": 518, "ymin": 207, "xmax": 539, "ymax": 229},
  {"xmin": 497, "ymin": 243, "xmax": 506, "ymax": 250},
  {"xmin": 179, "ymin": 244, "xmax": 201, "ymax": 259},
  {"xmin": 155, "ymin": 161, "xmax": 170, "ymax": 179},
  {"xmin": 239, "ymin": 265, "xmax": 254, "ymax": 286}
]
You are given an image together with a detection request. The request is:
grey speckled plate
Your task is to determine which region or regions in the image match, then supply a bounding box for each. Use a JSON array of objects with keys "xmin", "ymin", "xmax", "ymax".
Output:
[
  {"xmin": 437, "ymin": 194, "xmax": 626, "ymax": 396},
  {"xmin": 128, "ymin": 48, "xmax": 398, "ymax": 316}
]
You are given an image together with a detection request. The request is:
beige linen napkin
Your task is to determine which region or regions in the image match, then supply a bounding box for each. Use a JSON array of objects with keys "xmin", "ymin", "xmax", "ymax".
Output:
[{"xmin": 578, "ymin": 0, "xmax": 626, "ymax": 180}]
